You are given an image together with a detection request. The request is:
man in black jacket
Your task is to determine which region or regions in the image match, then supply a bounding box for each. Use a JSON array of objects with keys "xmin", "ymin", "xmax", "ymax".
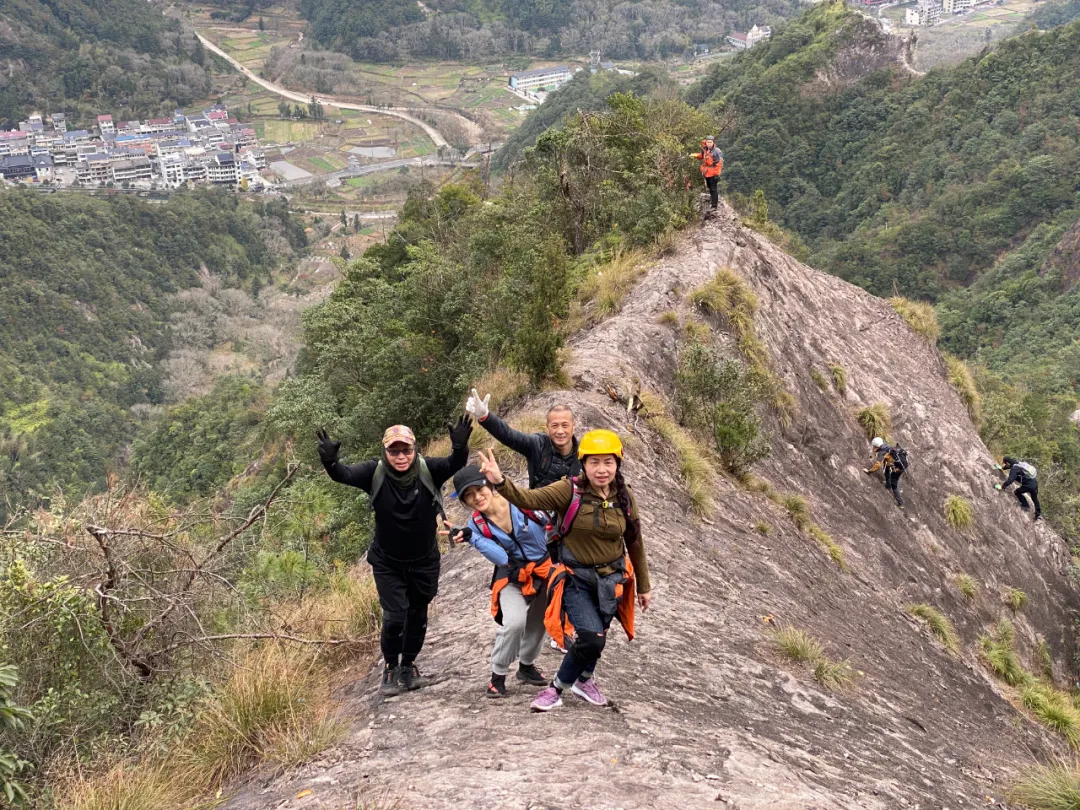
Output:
[
  {"xmin": 317, "ymin": 416, "xmax": 471, "ymax": 695},
  {"xmin": 465, "ymin": 388, "xmax": 580, "ymax": 488},
  {"xmin": 997, "ymin": 455, "xmax": 1041, "ymax": 521}
]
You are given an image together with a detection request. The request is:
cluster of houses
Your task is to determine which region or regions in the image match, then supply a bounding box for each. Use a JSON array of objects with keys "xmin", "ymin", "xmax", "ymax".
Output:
[
  {"xmin": 0, "ymin": 106, "xmax": 267, "ymax": 189},
  {"xmin": 726, "ymin": 24, "xmax": 773, "ymax": 50},
  {"xmin": 904, "ymin": 0, "xmax": 981, "ymax": 25}
]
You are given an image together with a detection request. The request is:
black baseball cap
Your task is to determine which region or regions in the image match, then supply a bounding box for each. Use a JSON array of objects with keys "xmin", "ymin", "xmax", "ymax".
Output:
[{"xmin": 453, "ymin": 464, "xmax": 489, "ymax": 500}]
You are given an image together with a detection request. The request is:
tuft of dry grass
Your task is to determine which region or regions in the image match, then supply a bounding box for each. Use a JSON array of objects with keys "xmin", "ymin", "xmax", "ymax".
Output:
[
  {"xmin": 857, "ymin": 403, "xmax": 892, "ymax": 442},
  {"xmin": 889, "ymin": 297, "xmax": 941, "ymax": 344},
  {"xmin": 781, "ymin": 494, "xmax": 811, "ymax": 531},
  {"xmin": 1036, "ymin": 637, "xmax": 1055, "ymax": 681},
  {"xmin": 771, "ymin": 625, "xmax": 852, "ymax": 690},
  {"xmin": 944, "ymin": 353, "xmax": 982, "ymax": 426},
  {"xmin": 771, "ymin": 625, "xmax": 825, "ymax": 663},
  {"xmin": 1010, "ymin": 762, "xmax": 1080, "ymax": 809},
  {"xmin": 570, "ymin": 248, "xmax": 649, "ymax": 330},
  {"xmin": 639, "ymin": 391, "xmax": 718, "ymax": 518},
  {"xmin": 955, "ymin": 573, "xmax": 978, "ymax": 600},
  {"xmin": 656, "ymin": 310, "xmax": 681, "ymax": 326},
  {"xmin": 810, "ymin": 368, "xmax": 829, "ymax": 392},
  {"xmin": 905, "ymin": 603, "xmax": 960, "ymax": 655},
  {"xmin": 183, "ymin": 646, "xmax": 338, "ymax": 787},
  {"xmin": 754, "ymin": 519, "xmax": 771, "ymax": 535},
  {"xmin": 808, "ymin": 524, "xmax": 847, "ymax": 570},
  {"xmin": 1020, "ymin": 683, "xmax": 1080, "ymax": 748},
  {"xmin": 980, "ymin": 618, "xmax": 1032, "ymax": 687},
  {"xmin": 944, "ymin": 494, "xmax": 974, "ymax": 530},
  {"xmin": 65, "ymin": 762, "xmax": 188, "ymax": 810},
  {"xmin": 1005, "ymin": 587, "xmax": 1029, "ymax": 612},
  {"xmin": 829, "ymin": 364, "xmax": 847, "ymax": 397}
]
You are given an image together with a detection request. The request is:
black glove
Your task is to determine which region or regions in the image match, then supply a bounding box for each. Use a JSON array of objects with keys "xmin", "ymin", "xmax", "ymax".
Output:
[
  {"xmin": 449, "ymin": 525, "xmax": 473, "ymax": 544},
  {"xmin": 316, "ymin": 428, "xmax": 341, "ymax": 465},
  {"xmin": 447, "ymin": 414, "xmax": 473, "ymax": 449}
]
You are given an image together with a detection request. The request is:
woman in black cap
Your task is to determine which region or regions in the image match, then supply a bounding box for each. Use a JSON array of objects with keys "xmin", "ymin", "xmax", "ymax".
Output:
[{"xmin": 445, "ymin": 465, "xmax": 552, "ymax": 698}]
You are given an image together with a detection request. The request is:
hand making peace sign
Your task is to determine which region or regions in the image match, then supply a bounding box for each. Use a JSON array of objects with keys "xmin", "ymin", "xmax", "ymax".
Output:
[{"xmin": 477, "ymin": 447, "xmax": 505, "ymax": 486}]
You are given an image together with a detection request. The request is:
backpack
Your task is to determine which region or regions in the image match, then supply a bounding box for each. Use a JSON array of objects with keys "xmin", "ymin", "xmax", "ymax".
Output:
[
  {"xmin": 1017, "ymin": 461, "xmax": 1037, "ymax": 479},
  {"xmin": 370, "ymin": 456, "xmax": 445, "ymax": 517},
  {"xmin": 892, "ymin": 444, "xmax": 911, "ymax": 471},
  {"xmin": 534, "ymin": 437, "xmax": 581, "ymax": 488}
]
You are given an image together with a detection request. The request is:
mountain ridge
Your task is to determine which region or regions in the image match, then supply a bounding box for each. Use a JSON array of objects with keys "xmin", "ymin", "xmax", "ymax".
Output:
[{"xmin": 218, "ymin": 204, "xmax": 1080, "ymax": 810}]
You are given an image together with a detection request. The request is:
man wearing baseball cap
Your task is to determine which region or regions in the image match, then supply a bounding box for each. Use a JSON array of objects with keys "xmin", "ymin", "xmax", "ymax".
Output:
[{"xmin": 317, "ymin": 414, "xmax": 472, "ymax": 696}]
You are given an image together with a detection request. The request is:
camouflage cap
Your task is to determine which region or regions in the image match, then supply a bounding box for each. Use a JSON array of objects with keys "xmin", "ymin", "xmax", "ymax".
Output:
[{"xmin": 382, "ymin": 424, "xmax": 416, "ymax": 448}]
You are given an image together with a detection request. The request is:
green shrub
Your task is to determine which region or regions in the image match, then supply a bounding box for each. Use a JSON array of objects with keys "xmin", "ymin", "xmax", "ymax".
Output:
[
  {"xmin": 905, "ymin": 604, "xmax": 960, "ymax": 654},
  {"xmin": 1036, "ymin": 637, "xmax": 1054, "ymax": 681},
  {"xmin": 1011, "ymin": 762, "xmax": 1080, "ymax": 808},
  {"xmin": 1005, "ymin": 587, "xmax": 1029, "ymax": 612},
  {"xmin": 857, "ymin": 403, "xmax": 892, "ymax": 442},
  {"xmin": 889, "ymin": 297, "xmax": 941, "ymax": 344},
  {"xmin": 675, "ymin": 341, "xmax": 770, "ymax": 475},
  {"xmin": 955, "ymin": 573, "xmax": 978, "ymax": 600},
  {"xmin": 944, "ymin": 353, "xmax": 982, "ymax": 425},
  {"xmin": 0, "ymin": 665, "xmax": 31, "ymax": 808},
  {"xmin": 944, "ymin": 495, "xmax": 974, "ymax": 529}
]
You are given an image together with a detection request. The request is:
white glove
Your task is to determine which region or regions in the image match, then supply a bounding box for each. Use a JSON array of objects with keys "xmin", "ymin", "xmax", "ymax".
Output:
[{"xmin": 465, "ymin": 388, "xmax": 490, "ymax": 420}]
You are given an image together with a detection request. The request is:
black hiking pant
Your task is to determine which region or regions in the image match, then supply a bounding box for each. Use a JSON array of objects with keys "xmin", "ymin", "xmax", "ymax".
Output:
[
  {"xmin": 369, "ymin": 547, "xmax": 440, "ymax": 668},
  {"xmin": 1015, "ymin": 481, "xmax": 1041, "ymax": 519},
  {"xmin": 705, "ymin": 175, "xmax": 719, "ymax": 209},
  {"xmin": 884, "ymin": 468, "xmax": 904, "ymax": 507}
]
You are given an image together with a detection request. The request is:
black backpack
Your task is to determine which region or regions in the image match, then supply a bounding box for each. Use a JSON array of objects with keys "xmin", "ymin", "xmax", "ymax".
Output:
[{"xmin": 892, "ymin": 444, "xmax": 911, "ymax": 471}]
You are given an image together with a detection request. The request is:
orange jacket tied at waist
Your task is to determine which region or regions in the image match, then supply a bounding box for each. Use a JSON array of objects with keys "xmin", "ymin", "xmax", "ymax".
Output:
[
  {"xmin": 543, "ymin": 553, "xmax": 636, "ymax": 650},
  {"xmin": 490, "ymin": 555, "xmax": 552, "ymax": 624}
]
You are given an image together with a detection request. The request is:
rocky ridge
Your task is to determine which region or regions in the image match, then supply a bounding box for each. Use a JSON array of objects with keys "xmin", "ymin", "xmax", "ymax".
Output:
[{"xmin": 224, "ymin": 202, "xmax": 1080, "ymax": 810}]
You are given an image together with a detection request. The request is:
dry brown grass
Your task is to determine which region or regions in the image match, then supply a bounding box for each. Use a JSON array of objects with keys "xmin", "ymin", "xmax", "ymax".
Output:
[
  {"xmin": 639, "ymin": 391, "xmax": 718, "ymax": 518},
  {"xmin": 889, "ymin": 297, "xmax": 941, "ymax": 344},
  {"xmin": 566, "ymin": 248, "xmax": 649, "ymax": 331}
]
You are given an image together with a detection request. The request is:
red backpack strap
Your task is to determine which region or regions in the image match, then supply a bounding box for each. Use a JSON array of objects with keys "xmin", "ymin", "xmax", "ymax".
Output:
[
  {"xmin": 521, "ymin": 509, "xmax": 549, "ymax": 529},
  {"xmin": 472, "ymin": 510, "xmax": 494, "ymax": 540}
]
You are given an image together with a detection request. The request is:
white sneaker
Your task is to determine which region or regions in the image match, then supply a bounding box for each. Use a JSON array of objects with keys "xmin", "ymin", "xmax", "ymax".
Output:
[{"xmin": 550, "ymin": 639, "xmax": 567, "ymax": 653}]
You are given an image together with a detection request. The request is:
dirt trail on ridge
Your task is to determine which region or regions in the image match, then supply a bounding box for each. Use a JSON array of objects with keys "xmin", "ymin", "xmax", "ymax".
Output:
[{"xmin": 223, "ymin": 202, "xmax": 1079, "ymax": 810}]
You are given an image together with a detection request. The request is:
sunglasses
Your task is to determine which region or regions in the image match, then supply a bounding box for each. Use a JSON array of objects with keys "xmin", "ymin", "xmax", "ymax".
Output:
[{"xmin": 386, "ymin": 446, "xmax": 415, "ymax": 458}]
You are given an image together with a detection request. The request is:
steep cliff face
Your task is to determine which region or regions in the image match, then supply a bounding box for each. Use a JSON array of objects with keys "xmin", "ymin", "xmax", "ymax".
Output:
[{"xmin": 223, "ymin": 204, "xmax": 1080, "ymax": 810}]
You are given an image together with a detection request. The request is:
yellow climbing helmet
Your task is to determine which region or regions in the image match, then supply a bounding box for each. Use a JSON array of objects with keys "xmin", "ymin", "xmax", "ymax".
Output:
[{"xmin": 578, "ymin": 429, "xmax": 623, "ymax": 459}]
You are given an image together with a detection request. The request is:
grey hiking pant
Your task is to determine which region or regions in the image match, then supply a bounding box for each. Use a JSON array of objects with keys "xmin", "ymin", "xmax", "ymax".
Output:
[{"xmin": 491, "ymin": 582, "xmax": 547, "ymax": 676}]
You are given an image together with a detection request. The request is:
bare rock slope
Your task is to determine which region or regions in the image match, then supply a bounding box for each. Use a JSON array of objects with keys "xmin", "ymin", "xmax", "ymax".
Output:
[{"xmin": 227, "ymin": 203, "xmax": 1080, "ymax": 810}]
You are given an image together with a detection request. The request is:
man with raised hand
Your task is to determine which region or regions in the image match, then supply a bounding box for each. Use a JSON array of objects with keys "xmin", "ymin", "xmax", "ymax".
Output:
[
  {"xmin": 317, "ymin": 416, "xmax": 471, "ymax": 696},
  {"xmin": 465, "ymin": 389, "xmax": 581, "ymax": 489}
]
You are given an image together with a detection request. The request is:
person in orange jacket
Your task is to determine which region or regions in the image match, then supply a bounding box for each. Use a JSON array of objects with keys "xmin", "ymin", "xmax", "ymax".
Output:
[{"xmin": 691, "ymin": 136, "xmax": 724, "ymax": 211}]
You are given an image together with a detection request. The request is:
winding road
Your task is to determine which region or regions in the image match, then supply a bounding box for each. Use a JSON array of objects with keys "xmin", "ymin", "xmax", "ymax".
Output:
[{"xmin": 195, "ymin": 32, "xmax": 449, "ymax": 148}]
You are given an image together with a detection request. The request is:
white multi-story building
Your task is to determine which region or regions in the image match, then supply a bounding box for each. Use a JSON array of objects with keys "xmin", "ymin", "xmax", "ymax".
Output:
[
  {"xmin": 508, "ymin": 66, "xmax": 572, "ymax": 92},
  {"xmin": 111, "ymin": 157, "xmax": 153, "ymax": 183},
  {"xmin": 906, "ymin": 0, "xmax": 942, "ymax": 25},
  {"xmin": 727, "ymin": 24, "xmax": 772, "ymax": 49}
]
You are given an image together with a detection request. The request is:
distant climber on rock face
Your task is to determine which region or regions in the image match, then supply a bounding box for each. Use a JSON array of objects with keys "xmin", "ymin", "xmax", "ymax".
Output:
[
  {"xmin": 690, "ymin": 135, "xmax": 724, "ymax": 212},
  {"xmin": 864, "ymin": 436, "xmax": 909, "ymax": 509},
  {"xmin": 476, "ymin": 430, "xmax": 652, "ymax": 713},
  {"xmin": 465, "ymin": 389, "xmax": 581, "ymax": 489},
  {"xmin": 317, "ymin": 417, "xmax": 471, "ymax": 697},
  {"xmin": 442, "ymin": 465, "xmax": 552, "ymax": 699},
  {"xmin": 995, "ymin": 456, "xmax": 1041, "ymax": 521}
]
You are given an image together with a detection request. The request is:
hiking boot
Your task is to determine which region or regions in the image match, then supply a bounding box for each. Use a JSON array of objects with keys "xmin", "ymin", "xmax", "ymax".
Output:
[
  {"xmin": 379, "ymin": 665, "xmax": 403, "ymax": 697},
  {"xmin": 571, "ymin": 677, "xmax": 608, "ymax": 707},
  {"xmin": 397, "ymin": 663, "xmax": 431, "ymax": 691},
  {"xmin": 516, "ymin": 663, "xmax": 547, "ymax": 687},
  {"xmin": 530, "ymin": 686, "xmax": 563, "ymax": 712},
  {"xmin": 1034, "ymin": 514, "xmax": 1043, "ymax": 522},
  {"xmin": 487, "ymin": 673, "xmax": 506, "ymax": 699}
]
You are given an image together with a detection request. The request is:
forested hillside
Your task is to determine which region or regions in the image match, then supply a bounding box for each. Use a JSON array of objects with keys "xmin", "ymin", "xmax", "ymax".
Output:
[
  {"xmin": 0, "ymin": 0, "xmax": 211, "ymax": 126},
  {"xmin": 0, "ymin": 190, "xmax": 304, "ymax": 517},
  {"xmin": 688, "ymin": 3, "xmax": 1080, "ymax": 540},
  {"xmin": 298, "ymin": 0, "xmax": 800, "ymax": 62}
]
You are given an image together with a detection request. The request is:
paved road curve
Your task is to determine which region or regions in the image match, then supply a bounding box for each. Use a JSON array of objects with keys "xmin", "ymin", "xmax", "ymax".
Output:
[{"xmin": 195, "ymin": 32, "xmax": 449, "ymax": 148}]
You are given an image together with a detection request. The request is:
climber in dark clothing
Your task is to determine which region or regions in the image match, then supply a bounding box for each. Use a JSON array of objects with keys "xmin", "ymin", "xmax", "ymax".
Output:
[
  {"xmin": 317, "ymin": 417, "xmax": 471, "ymax": 696},
  {"xmin": 997, "ymin": 456, "xmax": 1041, "ymax": 521},
  {"xmin": 864, "ymin": 436, "xmax": 905, "ymax": 508},
  {"xmin": 465, "ymin": 389, "xmax": 580, "ymax": 488}
]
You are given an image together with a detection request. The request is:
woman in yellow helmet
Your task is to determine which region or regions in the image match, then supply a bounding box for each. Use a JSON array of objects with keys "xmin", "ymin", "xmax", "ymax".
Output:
[{"xmin": 477, "ymin": 428, "xmax": 651, "ymax": 712}]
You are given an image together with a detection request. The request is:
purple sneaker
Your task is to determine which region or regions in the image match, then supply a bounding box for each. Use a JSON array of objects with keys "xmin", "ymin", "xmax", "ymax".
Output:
[
  {"xmin": 530, "ymin": 686, "xmax": 563, "ymax": 712},
  {"xmin": 571, "ymin": 678, "xmax": 607, "ymax": 706}
]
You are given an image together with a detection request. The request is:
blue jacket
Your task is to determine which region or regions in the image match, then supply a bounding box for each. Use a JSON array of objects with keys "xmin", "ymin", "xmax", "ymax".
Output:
[{"xmin": 466, "ymin": 505, "xmax": 550, "ymax": 566}]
